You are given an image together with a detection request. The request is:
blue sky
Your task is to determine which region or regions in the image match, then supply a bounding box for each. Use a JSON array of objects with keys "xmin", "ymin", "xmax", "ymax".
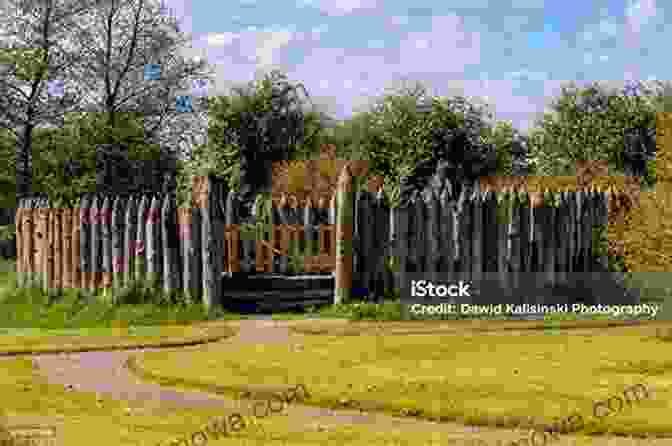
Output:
[{"xmin": 164, "ymin": 0, "xmax": 668, "ymax": 134}]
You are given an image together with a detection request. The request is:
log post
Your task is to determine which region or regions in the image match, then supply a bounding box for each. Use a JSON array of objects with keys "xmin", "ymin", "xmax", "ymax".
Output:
[
  {"xmin": 111, "ymin": 196, "xmax": 125, "ymax": 298},
  {"xmin": 123, "ymin": 196, "xmax": 138, "ymax": 287},
  {"xmin": 334, "ymin": 164, "xmax": 354, "ymax": 305},
  {"xmin": 101, "ymin": 196, "xmax": 113, "ymax": 300}
]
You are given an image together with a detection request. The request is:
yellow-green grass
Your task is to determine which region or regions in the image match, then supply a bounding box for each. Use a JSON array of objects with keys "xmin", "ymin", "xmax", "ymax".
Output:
[
  {"xmin": 0, "ymin": 355, "xmax": 301, "ymax": 446},
  {"xmin": 130, "ymin": 319, "xmax": 672, "ymax": 440},
  {"xmin": 0, "ymin": 321, "xmax": 238, "ymax": 354},
  {"xmin": 0, "ymin": 352, "xmax": 599, "ymax": 446},
  {"xmin": 0, "ymin": 258, "xmax": 255, "ymax": 340}
]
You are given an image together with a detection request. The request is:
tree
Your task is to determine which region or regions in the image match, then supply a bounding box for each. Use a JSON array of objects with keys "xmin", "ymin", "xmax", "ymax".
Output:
[
  {"xmin": 326, "ymin": 112, "xmax": 375, "ymax": 157},
  {"xmin": 28, "ymin": 110, "xmax": 177, "ymax": 204},
  {"xmin": 202, "ymin": 70, "xmax": 324, "ymax": 218},
  {"xmin": 68, "ymin": 0, "xmax": 213, "ymax": 157},
  {"xmin": 1, "ymin": 0, "xmax": 214, "ymax": 204},
  {"xmin": 0, "ymin": 0, "xmax": 209, "ymax": 204},
  {"xmin": 0, "ymin": 0, "xmax": 94, "ymax": 203},
  {"xmin": 330, "ymin": 82, "xmax": 517, "ymax": 206},
  {"xmin": 527, "ymin": 80, "xmax": 666, "ymax": 187},
  {"xmin": 0, "ymin": 129, "xmax": 16, "ymax": 212},
  {"xmin": 482, "ymin": 120, "xmax": 530, "ymax": 176}
]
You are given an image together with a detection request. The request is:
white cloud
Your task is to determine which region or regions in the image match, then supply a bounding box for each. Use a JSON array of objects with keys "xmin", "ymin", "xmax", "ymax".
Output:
[
  {"xmin": 201, "ymin": 27, "xmax": 295, "ymax": 73},
  {"xmin": 255, "ymin": 29, "xmax": 294, "ymax": 67},
  {"xmin": 206, "ymin": 32, "xmax": 240, "ymax": 46},
  {"xmin": 414, "ymin": 39, "xmax": 430, "ymax": 50},
  {"xmin": 398, "ymin": 15, "xmax": 481, "ymax": 74}
]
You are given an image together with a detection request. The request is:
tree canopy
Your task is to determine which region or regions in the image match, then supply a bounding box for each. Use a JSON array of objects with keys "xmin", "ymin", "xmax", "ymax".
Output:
[
  {"xmin": 320, "ymin": 81, "xmax": 528, "ymax": 206},
  {"xmin": 0, "ymin": 0, "xmax": 212, "ymax": 205},
  {"xmin": 526, "ymin": 80, "xmax": 667, "ymax": 188},
  {"xmin": 194, "ymin": 70, "xmax": 326, "ymax": 195}
]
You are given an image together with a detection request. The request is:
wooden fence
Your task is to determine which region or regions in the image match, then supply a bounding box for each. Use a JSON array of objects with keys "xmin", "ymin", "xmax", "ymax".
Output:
[
  {"xmin": 14, "ymin": 165, "xmax": 633, "ymax": 307},
  {"xmin": 14, "ymin": 174, "xmax": 347, "ymax": 309},
  {"xmin": 386, "ymin": 185, "xmax": 613, "ymax": 301}
]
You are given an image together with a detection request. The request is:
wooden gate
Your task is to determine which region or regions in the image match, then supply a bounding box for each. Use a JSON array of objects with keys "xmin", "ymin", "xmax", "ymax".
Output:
[
  {"xmin": 223, "ymin": 223, "xmax": 336, "ymax": 274},
  {"xmin": 224, "ymin": 192, "xmax": 336, "ymax": 274}
]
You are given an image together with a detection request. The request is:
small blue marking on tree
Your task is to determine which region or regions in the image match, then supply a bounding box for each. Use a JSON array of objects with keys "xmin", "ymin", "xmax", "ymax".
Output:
[
  {"xmin": 143, "ymin": 64, "xmax": 161, "ymax": 81},
  {"xmin": 176, "ymin": 95, "xmax": 193, "ymax": 112}
]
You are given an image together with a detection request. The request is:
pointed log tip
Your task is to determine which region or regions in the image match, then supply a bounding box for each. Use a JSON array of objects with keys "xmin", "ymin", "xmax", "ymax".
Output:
[{"xmin": 339, "ymin": 164, "xmax": 353, "ymax": 181}]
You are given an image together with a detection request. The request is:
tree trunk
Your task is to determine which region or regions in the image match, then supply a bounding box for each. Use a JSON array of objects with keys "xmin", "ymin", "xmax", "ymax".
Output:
[{"xmin": 16, "ymin": 124, "xmax": 34, "ymax": 201}]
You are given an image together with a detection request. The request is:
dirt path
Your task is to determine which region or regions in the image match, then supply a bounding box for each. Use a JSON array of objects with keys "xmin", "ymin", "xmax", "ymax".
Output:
[{"xmin": 12, "ymin": 319, "xmax": 671, "ymax": 445}]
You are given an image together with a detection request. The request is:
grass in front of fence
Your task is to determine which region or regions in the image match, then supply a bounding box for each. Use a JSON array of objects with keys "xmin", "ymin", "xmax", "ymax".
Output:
[
  {"xmin": 129, "ymin": 319, "xmax": 672, "ymax": 440},
  {"xmin": 0, "ymin": 258, "xmax": 250, "ymax": 351}
]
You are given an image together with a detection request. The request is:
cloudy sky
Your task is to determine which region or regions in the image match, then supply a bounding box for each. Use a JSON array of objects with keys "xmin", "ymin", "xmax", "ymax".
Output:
[{"xmin": 164, "ymin": 0, "xmax": 666, "ymax": 134}]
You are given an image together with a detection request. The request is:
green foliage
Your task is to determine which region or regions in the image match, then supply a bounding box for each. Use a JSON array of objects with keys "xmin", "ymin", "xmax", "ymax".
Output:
[
  {"xmin": 0, "ymin": 47, "xmax": 49, "ymax": 82},
  {"xmin": 194, "ymin": 70, "xmax": 326, "ymax": 200},
  {"xmin": 346, "ymin": 301, "xmax": 406, "ymax": 321},
  {"xmin": 481, "ymin": 120, "xmax": 522, "ymax": 176},
  {"xmin": 592, "ymin": 224, "xmax": 609, "ymax": 260},
  {"xmin": 329, "ymin": 87, "xmax": 519, "ymax": 208},
  {"xmin": 647, "ymin": 80, "xmax": 672, "ymax": 114},
  {"xmin": 0, "ymin": 259, "xmax": 228, "ymax": 328},
  {"xmin": 527, "ymin": 80, "xmax": 665, "ymax": 187},
  {"xmin": 0, "ymin": 111, "xmax": 172, "ymax": 208},
  {"xmin": 644, "ymin": 157, "xmax": 657, "ymax": 189},
  {"xmin": 0, "ymin": 129, "xmax": 16, "ymax": 209},
  {"xmin": 0, "ymin": 225, "xmax": 15, "ymax": 242},
  {"xmin": 29, "ymin": 125, "xmax": 97, "ymax": 208}
]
